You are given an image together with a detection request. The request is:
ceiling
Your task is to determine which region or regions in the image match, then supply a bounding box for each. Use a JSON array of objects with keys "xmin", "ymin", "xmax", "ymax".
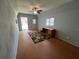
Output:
[{"xmin": 17, "ymin": 0, "xmax": 73, "ymax": 14}]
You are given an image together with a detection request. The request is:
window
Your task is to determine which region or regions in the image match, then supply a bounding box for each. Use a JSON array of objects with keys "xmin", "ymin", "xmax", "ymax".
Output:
[
  {"xmin": 46, "ymin": 18, "xmax": 54, "ymax": 26},
  {"xmin": 50, "ymin": 18, "xmax": 54, "ymax": 26},
  {"xmin": 32, "ymin": 19, "xmax": 36, "ymax": 24},
  {"xmin": 46, "ymin": 19, "xmax": 50, "ymax": 26},
  {"xmin": 21, "ymin": 17, "xmax": 28, "ymax": 30}
]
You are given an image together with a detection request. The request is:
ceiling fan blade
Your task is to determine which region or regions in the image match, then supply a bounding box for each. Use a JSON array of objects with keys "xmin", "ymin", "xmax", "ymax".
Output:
[{"xmin": 37, "ymin": 10, "xmax": 43, "ymax": 14}]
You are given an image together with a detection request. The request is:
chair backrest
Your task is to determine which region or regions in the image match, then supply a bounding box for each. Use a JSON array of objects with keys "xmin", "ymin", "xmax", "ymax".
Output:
[{"xmin": 42, "ymin": 28, "xmax": 48, "ymax": 33}]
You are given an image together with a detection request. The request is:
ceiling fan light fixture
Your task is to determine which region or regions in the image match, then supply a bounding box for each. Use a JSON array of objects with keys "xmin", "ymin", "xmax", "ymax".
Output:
[
  {"xmin": 32, "ymin": 7, "xmax": 43, "ymax": 14},
  {"xmin": 33, "ymin": 11, "xmax": 38, "ymax": 14}
]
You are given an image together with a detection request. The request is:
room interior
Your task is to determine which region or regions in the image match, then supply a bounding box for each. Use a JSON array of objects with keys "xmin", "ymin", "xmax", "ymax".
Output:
[
  {"xmin": 0, "ymin": 0, "xmax": 79, "ymax": 59},
  {"xmin": 16, "ymin": 0, "xmax": 79, "ymax": 59},
  {"xmin": 17, "ymin": 0, "xmax": 79, "ymax": 47}
]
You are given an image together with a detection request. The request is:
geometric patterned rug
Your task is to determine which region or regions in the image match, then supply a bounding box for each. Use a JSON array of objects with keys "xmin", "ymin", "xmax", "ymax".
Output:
[{"xmin": 28, "ymin": 32, "xmax": 48, "ymax": 43}]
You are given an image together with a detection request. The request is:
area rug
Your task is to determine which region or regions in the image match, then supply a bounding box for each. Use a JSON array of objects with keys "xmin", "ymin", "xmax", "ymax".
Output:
[{"xmin": 28, "ymin": 32, "xmax": 47, "ymax": 43}]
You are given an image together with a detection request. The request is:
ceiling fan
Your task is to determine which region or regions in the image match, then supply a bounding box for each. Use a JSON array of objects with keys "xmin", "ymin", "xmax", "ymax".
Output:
[{"xmin": 32, "ymin": 7, "xmax": 43, "ymax": 14}]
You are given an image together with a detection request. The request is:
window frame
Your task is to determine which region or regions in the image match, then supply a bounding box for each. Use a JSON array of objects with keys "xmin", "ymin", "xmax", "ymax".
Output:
[
  {"xmin": 46, "ymin": 17, "xmax": 54, "ymax": 26},
  {"xmin": 32, "ymin": 19, "xmax": 36, "ymax": 24}
]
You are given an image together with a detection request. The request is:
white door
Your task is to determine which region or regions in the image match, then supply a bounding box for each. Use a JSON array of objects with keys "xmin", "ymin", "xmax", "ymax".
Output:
[{"xmin": 21, "ymin": 17, "xmax": 28, "ymax": 30}]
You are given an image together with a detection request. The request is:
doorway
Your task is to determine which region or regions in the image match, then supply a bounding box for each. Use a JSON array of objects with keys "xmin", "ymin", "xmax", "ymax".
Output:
[{"xmin": 21, "ymin": 17, "xmax": 28, "ymax": 30}]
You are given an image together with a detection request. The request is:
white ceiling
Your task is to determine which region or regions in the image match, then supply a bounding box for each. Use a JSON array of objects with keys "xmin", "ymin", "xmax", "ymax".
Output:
[{"xmin": 17, "ymin": 0, "xmax": 73, "ymax": 14}]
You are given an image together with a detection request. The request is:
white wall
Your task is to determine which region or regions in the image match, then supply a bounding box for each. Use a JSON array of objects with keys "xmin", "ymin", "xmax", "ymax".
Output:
[
  {"xmin": 38, "ymin": 0, "xmax": 79, "ymax": 47},
  {"xmin": 0, "ymin": 0, "xmax": 19, "ymax": 59}
]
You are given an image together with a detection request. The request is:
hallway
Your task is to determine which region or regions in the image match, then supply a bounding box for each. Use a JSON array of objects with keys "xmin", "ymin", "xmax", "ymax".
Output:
[{"xmin": 16, "ymin": 31, "xmax": 79, "ymax": 59}]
